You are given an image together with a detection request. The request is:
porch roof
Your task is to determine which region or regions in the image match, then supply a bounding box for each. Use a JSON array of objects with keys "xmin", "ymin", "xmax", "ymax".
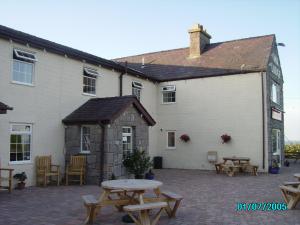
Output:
[
  {"xmin": 62, "ymin": 95, "xmax": 156, "ymax": 126},
  {"xmin": 0, "ymin": 101, "xmax": 13, "ymax": 114}
]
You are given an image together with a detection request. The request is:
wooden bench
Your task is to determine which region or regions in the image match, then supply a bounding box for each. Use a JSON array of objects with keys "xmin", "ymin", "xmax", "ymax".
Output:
[
  {"xmin": 161, "ymin": 191, "xmax": 183, "ymax": 217},
  {"xmin": 215, "ymin": 163, "xmax": 224, "ymax": 174},
  {"xmin": 283, "ymin": 181, "xmax": 300, "ymax": 187},
  {"xmin": 82, "ymin": 195, "xmax": 99, "ymax": 225},
  {"xmin": 124, "ymin": 202, "xmax": 167, "ymax": 225},
  {"xmin": 279, "ymin": 185, "xmax": 300, "ymax": 209},
  {"xmin": 241, "ymin": 164, "xmax": 259, "ymax": 176},
  {"xmin": 0, "ymin": 168, "xmax": 14, "ymax": 193}
]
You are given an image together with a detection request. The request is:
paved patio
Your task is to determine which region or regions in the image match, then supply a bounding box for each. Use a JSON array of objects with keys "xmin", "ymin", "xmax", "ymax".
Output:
[{"xmin": 1, "ymin": 163, "xmax": 299, "ymax": 225}]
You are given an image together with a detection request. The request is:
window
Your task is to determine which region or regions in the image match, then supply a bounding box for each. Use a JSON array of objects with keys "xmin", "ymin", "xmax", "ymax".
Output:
[
  {"xmin": 162, "ymin": 85, "xmax": 176, "ymax": 103},
  {"xmin": 272, "ymin": 129, "xmax": 281, "ymax": 155},
  {"xmin": 10, "ymin": 124, "xmax": 32, "ymax": 162},
  {"xmin": 81, "ymin": 126, "xmax": 91, "ymax": 153},
  {"xmin": 83, "ymin": 68, "xmax": 99, "ymax": 95},
  {"xmin": 271, "ymin": 82, "xmax": 280, "ymax": 104},
  {"xmin": 13, "ymin": 49, "xmax": 37, "ymax": 85},
  {"xmin": 122, "ymin": 127, "xmax": 133, "ymax": 155},
  {"xmin": 167, "ymin": 131, "xmax": 176, "ymax": 149},
  {"xmin": 132, "ymin": 81, "xmax": 143, "ymax": 101}
]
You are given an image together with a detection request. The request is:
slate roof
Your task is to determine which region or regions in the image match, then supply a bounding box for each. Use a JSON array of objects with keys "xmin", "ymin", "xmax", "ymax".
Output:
[
  {"xmin": 114, "ymin": 35, "xmax": 275, "ymax": 81},
  {"xmin": 0, "ymin": 101, "xmax": 13, "ymax": 114},
  {"xmin": 0, "ymin": 24, "xmax": 148, "ymax": 80},
  {"xmin": 62, "ymin": 96, "xmax": 156, "ymax": 126}
]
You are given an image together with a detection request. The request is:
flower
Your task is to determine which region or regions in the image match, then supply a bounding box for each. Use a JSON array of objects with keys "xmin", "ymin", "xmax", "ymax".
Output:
[
  {"xmin": 221, "ymin": 134, "xmax": 231, "ymax": 144},
  {"xmin": 180, "ymin": 134, "xmax": 190, "ymax": 142}
]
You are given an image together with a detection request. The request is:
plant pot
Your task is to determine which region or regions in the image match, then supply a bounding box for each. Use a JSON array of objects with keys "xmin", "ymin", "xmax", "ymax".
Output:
[
  {"xmin": 17, "ymin": 182, "xmax": 26, "ymax": 190},
  {"xmin": 134, "ymin": 174, "xmax": 144, "ymax": 179},
  {"xmin": 269, "ymin": 166, "xmax": 280, "ymax": 174},
  {"xmin": 145, "ymin": 173, "xmax": 155, "ymax": 180}
]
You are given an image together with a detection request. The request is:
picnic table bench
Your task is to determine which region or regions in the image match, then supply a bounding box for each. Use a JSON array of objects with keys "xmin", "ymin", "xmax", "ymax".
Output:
[{"xmin": 215, "ymin": 157, "xmax": 258, "ymax": 176}]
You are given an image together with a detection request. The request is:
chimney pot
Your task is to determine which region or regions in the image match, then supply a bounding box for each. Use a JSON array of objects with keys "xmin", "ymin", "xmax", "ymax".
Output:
[{"xmin": 188, "ymin": 23, "xmax": 211, "ymax": 58}]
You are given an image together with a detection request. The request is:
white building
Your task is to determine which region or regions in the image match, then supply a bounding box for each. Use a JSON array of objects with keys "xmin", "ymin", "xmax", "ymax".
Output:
[{"xmin": 0, "ymin": 24, "xmax": 284, "ymax": 186}]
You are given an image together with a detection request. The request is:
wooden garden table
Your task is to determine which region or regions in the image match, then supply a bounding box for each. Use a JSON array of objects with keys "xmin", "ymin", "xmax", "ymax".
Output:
[
  {"xmin": 223, "ymin": 157, "xmax": 250, "ymax": 165},
  {"xmin": 294, "ymin": 173, "xmax": 300, "ymax": 181}
]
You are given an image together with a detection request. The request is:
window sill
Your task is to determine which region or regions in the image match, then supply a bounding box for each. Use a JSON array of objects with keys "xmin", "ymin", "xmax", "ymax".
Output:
[
  {"xmin": 161, "ymin": 102, "xmax": 176, "ymax": 105},
  {"xmin": 79, "ymin": 151, "xmax": 91, "ymax": 154},
  {"xmin": 11, "ymin": 81, "xmax": 34, "ymax": 87},
  {"xmin": 9, "ymin": 161, "xmax": 32, "ymax": 165},
  {"xmin": 82, "ymin": 93, "xmax": 96, "ymax": 97},
  {"xmin": 166, "ymin": 147, "xmax": 176, "ymax": 150}
]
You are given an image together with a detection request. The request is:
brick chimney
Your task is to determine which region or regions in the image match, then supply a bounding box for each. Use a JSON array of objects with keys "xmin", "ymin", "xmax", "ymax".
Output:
[{"xmin": 188, "ymin": 24, "xmax": 211, "ymax": 58}]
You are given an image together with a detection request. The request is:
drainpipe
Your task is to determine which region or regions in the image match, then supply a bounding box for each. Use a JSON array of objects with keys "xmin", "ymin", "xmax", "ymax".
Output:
[
  {"xmin": 261, "ymin": 72, "xmax": 265, "ymax": 170},
  {"xmin": 98, "ymin": 122, "xmax": 106, "ymax": 185},
  {"xmin": 119, "ymin": 61, "xmax": 127, "ymax": 96}
]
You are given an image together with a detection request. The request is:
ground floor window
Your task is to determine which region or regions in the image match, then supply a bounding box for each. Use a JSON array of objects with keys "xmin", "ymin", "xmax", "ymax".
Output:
[
  {"xmin": 81, "ymin": 126, "xmax": 91, "ymax": 153},
  {"xmin": 10, "ymin": 124, "xmax": 32, "ymax": 162},
  {"xmin": 167, "ymin": 131, "xmax": 176, "ymax": 149},
  {"xmin": 272, "ymin": 129, "xmax": 281, "ymax": 162},
  {"xmin": 122, "ymin": 127, "xmax": 133, "ymax": 155}
]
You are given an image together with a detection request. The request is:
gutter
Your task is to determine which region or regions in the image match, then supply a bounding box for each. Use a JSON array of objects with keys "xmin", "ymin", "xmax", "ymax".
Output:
[
  {"xmin": 261, "ymin": 72, "xmax": 265, "ymax": 169},
  {"xmin": 98, "ymin": 122, "xmax": 106, "ymax": 185}
]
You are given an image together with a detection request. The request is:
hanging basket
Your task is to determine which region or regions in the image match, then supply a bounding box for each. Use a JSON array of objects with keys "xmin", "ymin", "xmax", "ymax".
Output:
[
  {"xmin": 180, "ymin": 134, "xmax": 190, "ymax": 142},
  {"xmin": 221, "ymin": 134, "xmax": 231, "ymax": 144}
]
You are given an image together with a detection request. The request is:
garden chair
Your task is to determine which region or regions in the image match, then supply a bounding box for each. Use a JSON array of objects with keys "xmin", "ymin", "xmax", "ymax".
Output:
[
  {"xmin": 0, "ymin": 168, "xmax": 14, "ymax": 193},
  {"xmin": 36, "ymin": 156, "xmax": 60, "ymax": 186},
  {"xmin": 66, "ymin": 155, "xmax": 86, "ymax": 185}
]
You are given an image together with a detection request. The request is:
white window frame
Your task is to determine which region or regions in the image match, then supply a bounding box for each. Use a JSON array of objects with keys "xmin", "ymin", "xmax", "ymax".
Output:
[
  {"xmin": 166, "ymin": 131, "xmax": 176, "ymax": 149},
  {"xmin": 12, "ymin": 49, "xmax": 36, "ymax": 86},
  {"xmin": 14, "ymin": 49, "xmax": 37, "ymax": 62},
  {"xmin": 132, "ymin": 81, "xmax": 143, "ymax": 101},
  {"xmin": 9, "ymin": 123, "xmax": 32, "ymax": 164},
  {"xmin": 162, "ymin": 85, "xmax": 176, "ymax": 104},
  {"xmin": 272, "ymin": 129, "xmax": 281, "ymax": 155},
  {"xmin": 271, "ymin": 82, "xmax": 280, "ymax": 105},
  {"xmin": 80, "ymin": 126, "xmax": 91, "ymax": 153},
  {"xmin": 122, "ymin": 126, "xmax": 133, "ymax": 154},
  {"xmin": 82, "ymin": 67, "xmax": 99, "ymax": 96},
  {"xmin": 84, "ymin": 67, "xmax": 99, "ymax": 77}
]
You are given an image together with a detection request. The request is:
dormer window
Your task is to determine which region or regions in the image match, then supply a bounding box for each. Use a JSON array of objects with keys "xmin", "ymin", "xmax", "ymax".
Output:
[
  {"xmin": 132, "ymin": 81, "xmax": 143, "ymax": 100},
  {"xmin": 162, "ymin": 85, "xmax": 176, "ymax": 103},
  {"xmin": 83, "ymin": 67, "xmax": 99, "ymax": 95},
  {"xmin": 12, "ymin": 49, "xmax": 37, "ymax": 85}
]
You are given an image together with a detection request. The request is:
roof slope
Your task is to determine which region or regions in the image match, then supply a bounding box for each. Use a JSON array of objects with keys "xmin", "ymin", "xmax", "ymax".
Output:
[
  {"xmin": 0, "ymin": 101, "xmax": 13, "ymax": 114},
  {"xmin": 115, "ymin": 35, "xmax": 274, "ymax": 81},
  {"xmin": 62, "ymin": 96, "xmax": 156, "ymax": 126},
  {"xmin": 0, "ymin": 24, "xmax": 149, "ymax": 80}
]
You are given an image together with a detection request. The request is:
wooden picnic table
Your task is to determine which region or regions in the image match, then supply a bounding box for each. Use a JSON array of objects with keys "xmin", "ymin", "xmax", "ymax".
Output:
[
  {"xmin": 82, "ymin": 179, "xmax": 182, "ymax": 225},
  {"xmin": 294, "ymin": 173, "xmax": 300, "ymax": 181},
  {"xmin": 223, "ymin": 157, "xmax": 250, "ymax": 164}
]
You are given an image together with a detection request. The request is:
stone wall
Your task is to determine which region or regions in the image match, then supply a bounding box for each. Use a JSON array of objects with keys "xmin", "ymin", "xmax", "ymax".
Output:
[
  {"xmin": 104, "ymin": 105, "xmax": 149, "ymax": 180},
  {"xmin": 266, "ymin": 39, "xmax": 285, "ymax": 166},
  {"xmin": 65, "ymin": 125, "xmax": 102, "ymax": 184},
  {"xmin": 64, "ymin": 105, "xmax": 149, "ymax": 184}
]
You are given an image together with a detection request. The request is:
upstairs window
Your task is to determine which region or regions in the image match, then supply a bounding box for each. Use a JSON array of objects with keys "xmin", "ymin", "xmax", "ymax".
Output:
[
  {"xmin": 132, "ymin": 81, "xmax": 143, "ymax": 101},
  {"xmin": 83, "ymin": 68, "xmax": 99, "ymax": 95},
  {"xmin": 271, "ymin": 82, "xmax": 280, "ymax": 105},
  {"xmin": 81, "ymin": 126, "xmax": 91, "ymax": 153},
  {"xmin": 13, "ymin": 49, "xmax": 37, "ymax": 85},
  {"xmin": 162, "ymin": 85, "xmax": 176, "ymax": 103}
]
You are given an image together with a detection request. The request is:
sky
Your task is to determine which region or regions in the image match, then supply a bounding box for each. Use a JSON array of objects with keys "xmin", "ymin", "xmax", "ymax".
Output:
[{"xmin": 1, "ymin": 0, "xmax": 299, "ymax": 140}]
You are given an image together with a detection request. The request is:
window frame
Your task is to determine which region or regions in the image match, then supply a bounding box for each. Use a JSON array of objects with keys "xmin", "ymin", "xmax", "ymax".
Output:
[
  {"xmin": 132, "ymin": 81, "xmax": 143, "ymax": 101},
  {"xmin": 14, "ymin": 49, "xmax": 37, "ymax": 62},
  {"xmin": 82, "ymin": 67, "xmax": 99, "ymax": 96},
  {"xmin": 9, "ymin": 123, "xmax": 32, "ymax": 164},
  {"xmin": 122, "ymin": 126, "xmax": 133, "ymax": 155},
  {"xmin": 271, "ymin": 129, "xmax": 281, "ymax": 155},
  {"xmin": 166, "ymin": 131, "xmax": 176, "ymax": 149},
  {"xmin": 271, "ymin": 82, "xmax": 280, "ymax": 105},
  {"xmin": 162, "ymin": 85, "xmax": 176, "ymax": 104},
  {"xmin": 12, "ymin": 59, "xmax": 35, "ymax": 86},
  {"xmin": 80, "ymin": 126, "xmax": 91, "ymax": 153}
]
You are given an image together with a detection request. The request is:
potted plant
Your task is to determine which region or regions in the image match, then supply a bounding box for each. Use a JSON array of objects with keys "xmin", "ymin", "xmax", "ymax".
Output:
[
  {"xmin": 269, "ymin": 160, "xmax": 280, "ymax": 174},
  {"xmin": 145, "ymin": 169, "xmax": 155, "ymax": 180},
  {"xmin": 123, "ymin": 149, "xmax": 152, "ymax": 179},
  {"xmin": 221, "ymin": 134, "xmax": 231, "ymax": 144},
  {"xmin": 13, "ymin": 172, "xmax": 27, "ymax": 189},
  {"xmin": 180, "ymin": 134, "xmax": 190, "ymax": 142}
]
